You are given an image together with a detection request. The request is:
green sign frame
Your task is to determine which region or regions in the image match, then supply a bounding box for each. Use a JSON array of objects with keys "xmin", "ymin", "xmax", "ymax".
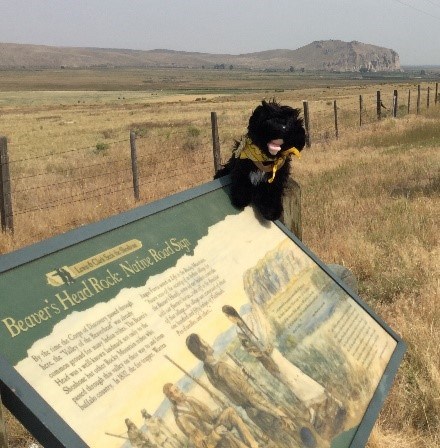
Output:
[{"xmin": 0, "ymin": 177, "xmax": 406, "ymax": 448}]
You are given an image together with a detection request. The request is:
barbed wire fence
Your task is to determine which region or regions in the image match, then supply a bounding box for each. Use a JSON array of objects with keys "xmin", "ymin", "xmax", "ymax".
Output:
[
  {"xmin": 0, "ymin": 83, "xmax": 438, "ymax": 236},
  {"xmin": 0, "ymin": 127, "xmax": 215, "ymax": 235}
]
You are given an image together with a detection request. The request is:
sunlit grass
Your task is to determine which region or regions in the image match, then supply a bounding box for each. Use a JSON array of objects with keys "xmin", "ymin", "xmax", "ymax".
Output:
[
  {"xmin": 0, "ymin": 76, "xmax": 439, "ymax": 448},
  {"xmin": 294, "ymin": 110, "xmax": 439, "ymax": 448}
]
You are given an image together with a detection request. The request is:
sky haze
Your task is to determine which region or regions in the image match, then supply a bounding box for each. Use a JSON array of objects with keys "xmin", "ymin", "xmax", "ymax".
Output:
[{"xmin": 0, "ymin": 0, "xmax": 439, "ymax": 65}]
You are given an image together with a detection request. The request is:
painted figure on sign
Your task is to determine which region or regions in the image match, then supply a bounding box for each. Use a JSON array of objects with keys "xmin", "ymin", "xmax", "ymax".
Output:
[
  {"xmin": 222, "ymin": 304, "xmax": 345, "ymax": 434},
  {"xmin": 163, "ymin": 383, "xmax": 259, "ymax": 448},
  {"xmin": 185, "ymin": 333, "xmax": 306, "ymax": 448}
]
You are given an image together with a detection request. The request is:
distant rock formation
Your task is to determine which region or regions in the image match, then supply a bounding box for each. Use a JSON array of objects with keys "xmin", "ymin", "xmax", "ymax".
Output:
[
  {"xmin": 0, "ymin": 40, "xmax": 401, "ymax": 72},
  {"xmin": 295, "ymin": 40, "xmax": 401, "ymax": 72},
  {"xmin": 242, "ymin": 240, "xmax": 312, "ymax": 305}
]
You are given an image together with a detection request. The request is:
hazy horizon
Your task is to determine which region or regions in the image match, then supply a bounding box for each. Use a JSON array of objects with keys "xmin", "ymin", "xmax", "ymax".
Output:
[
  {"xmin": 2, "ymin": 39, "xmax": 439, "ymax": 68},
  {"xmin": 1, "ymin": 0, "xmax": 440, "ymax": 65}
]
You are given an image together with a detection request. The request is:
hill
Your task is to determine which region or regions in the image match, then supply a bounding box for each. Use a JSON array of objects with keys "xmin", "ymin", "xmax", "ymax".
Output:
[{"xmin": 0, "ymin": 40, "xmax": 400, "ymax": 72}]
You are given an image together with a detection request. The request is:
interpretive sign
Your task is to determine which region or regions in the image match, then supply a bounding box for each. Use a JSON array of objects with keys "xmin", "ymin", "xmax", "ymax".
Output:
[{"xmin": 0, "ymin": 178, "xmax": 405, "ymax": 448}]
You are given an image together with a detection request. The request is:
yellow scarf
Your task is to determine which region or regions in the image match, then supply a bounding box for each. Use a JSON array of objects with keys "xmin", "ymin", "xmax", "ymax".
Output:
[{"xmin": 234, "ymin": 136, "xmax": 301, "ymax": 183}]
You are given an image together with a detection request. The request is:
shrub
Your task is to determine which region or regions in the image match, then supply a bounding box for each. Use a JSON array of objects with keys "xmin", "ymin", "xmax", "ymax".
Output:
[
  {"xmin": 187, "ymin": 126, "xmax": 201, "ymax": 138},
  {"xmin": 132, "ymin": 125, "xmax": 148, "ymax": 138},
  {"xmin": 184, "ymin": 126, "xmax": 202, "ymax": 150},
  {"xmin": 95, "ymin": 142, "xmax": 109, "ymax": 153}
]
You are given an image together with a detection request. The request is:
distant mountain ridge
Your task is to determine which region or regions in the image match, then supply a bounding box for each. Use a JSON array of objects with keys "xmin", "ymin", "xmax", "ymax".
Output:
[{"xmin": 0, "ymin": 40, "xmax": 401, "ymax": 72}]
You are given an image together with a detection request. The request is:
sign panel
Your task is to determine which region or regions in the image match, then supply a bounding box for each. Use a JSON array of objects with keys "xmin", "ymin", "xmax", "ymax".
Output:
[{"xmin": 0, "ymin": 178, "xmax": 405, "ymax": 448}]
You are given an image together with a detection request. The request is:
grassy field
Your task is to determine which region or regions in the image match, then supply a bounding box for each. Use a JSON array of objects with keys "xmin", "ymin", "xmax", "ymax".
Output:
[
  {"xmin": 297, "ymin": 114, "xmax": 439, "ymax": 448},
  {"xmin": 1, "ymin": 66, "xmax": 432, "ymax": 92},
  {"xmin": 0, "ymin": 68, "xmax": 439, "ymax": 447}
]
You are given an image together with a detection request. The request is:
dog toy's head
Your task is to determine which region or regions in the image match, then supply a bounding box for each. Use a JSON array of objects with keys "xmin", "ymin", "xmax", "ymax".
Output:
[{"xmin": 247, "ymin": 100, "xmax": 306, "ymax": 157}]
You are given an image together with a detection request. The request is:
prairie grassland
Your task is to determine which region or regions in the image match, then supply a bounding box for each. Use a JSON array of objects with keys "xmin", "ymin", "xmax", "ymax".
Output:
[
  {"xmin": 0, "ymin": 74, "xmax": 439, "ymax": 447},
  {"xmin": 0, "ymin": 79, "xmax": 434, "ymax": 251},
  {"xmin": 0, "ymin": 67, "xmax": 419, "ymax": 92},
  {"xmin": 295, "ymin": 112, "xmax": 439, "ymax": 448}
]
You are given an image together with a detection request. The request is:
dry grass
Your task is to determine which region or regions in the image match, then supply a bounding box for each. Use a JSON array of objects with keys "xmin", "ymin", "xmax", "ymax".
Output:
[
  {"xmin": 0, "ymin": 77, "xmax": 439, "ymax": 447},
  {"xmin": 294, "ymin": 113, "xmax": 440, "ymax": 448}
]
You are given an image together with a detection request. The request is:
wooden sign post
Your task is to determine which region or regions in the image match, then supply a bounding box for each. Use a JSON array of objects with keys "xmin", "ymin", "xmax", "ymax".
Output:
[{"xmin": 0, "ymin": 394, "xmax": 8, "ymax": 448}]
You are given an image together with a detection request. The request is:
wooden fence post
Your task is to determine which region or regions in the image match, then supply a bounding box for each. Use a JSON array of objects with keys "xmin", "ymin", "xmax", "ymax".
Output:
[
  {"xmin": 407, "ymin": 89, "xmax": 411, "ymax": 114},
  {"xmin": 376, "ymin": 91, "xmax": 381, "ymax": 120},
  {"xmin": 359, "ymin": 95, "xmax": 363, "ymax": 127},
  {"xmin": 393, "ymin": 90, "xmax": 398, "ymax": 118},
  {"xmin": 0, "ymin": 137, "xmax": 13, "ymax": 233},
  {"xmin": 211, "ymin": 112, "xmax": 222, "ymax": 172},
  {"xmin": 427, "ymin": 86, "xmax": 430, "ymax": 109},
  {"xmin": 302, "ymin": 101, "xmax": 311, "ymax": 147},
  {"xmin": 281, "ymin": 178, "xmax": 302, "ymax": 241},
  {"xmin": 333, "ymin": 100, "xmax": 339, "ymax": 140},
  {"xmin": 417, "ymin": 85, "xmax": 421, "ymax": 115},
  {"xmin": 0, "ymin": 392, "xmax": 9, "ymax": 448},
  {"xmin": 436, "ymin": 83, "xmax": 438, "ymax": 105},
  {"xmin": 129, "ymin": 131, "xmax": 140, "ymax": 201}
]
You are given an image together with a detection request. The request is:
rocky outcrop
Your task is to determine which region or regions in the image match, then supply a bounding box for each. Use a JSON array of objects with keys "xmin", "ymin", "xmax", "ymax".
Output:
[
  {"xmin": 242, "ymin": 240, "xmax": 311, "ymax": 305},
  {"xmin": 296, "ymin": 40, "xmax": 401, "ymax": 72}
]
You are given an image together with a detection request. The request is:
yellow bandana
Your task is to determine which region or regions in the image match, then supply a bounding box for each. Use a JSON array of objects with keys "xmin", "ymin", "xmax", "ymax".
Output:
[{"xmin": 234, "ymin": 136, "xmax": 301, "ymax": 183}]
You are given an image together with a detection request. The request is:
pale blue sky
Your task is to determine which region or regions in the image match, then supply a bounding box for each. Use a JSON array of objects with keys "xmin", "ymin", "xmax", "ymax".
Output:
[{"xmin": 0, "ymin": 0, "xmax": 439, "ymax": 65}]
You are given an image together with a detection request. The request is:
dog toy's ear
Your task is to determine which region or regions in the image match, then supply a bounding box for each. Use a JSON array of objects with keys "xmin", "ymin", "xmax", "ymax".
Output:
[
  {"xmin": 248, "ymin": 102, "xmax": 269, "ymax": 130},
  {"xmin": 261, "ymin": 100, "xmax": 278, "ymax": 114}
]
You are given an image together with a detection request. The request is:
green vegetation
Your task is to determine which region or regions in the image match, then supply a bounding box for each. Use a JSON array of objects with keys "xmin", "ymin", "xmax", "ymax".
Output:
[
  {"xmin": 1, "ymin": 67, "xmax": 438, "ymax": 95},
  {"xmin": 95, "ymin": 142, "xmax": 110, "ymax": 153}
]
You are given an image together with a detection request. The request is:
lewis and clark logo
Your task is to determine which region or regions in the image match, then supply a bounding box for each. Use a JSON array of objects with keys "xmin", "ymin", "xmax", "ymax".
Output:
[{"xmin": 46, "ymin": 240, "xmax": 142, "ymax": 287}]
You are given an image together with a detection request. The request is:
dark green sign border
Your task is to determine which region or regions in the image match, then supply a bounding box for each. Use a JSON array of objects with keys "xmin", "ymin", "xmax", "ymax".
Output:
[{"xmin": 0, "ymin": 176, "xmax": 406, "ymax": 448}]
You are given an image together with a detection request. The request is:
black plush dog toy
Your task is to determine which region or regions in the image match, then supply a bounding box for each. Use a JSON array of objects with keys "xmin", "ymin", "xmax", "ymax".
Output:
[{"xmin": 215, "ymin": 100, "xmax": 306, "ymax": 221}]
